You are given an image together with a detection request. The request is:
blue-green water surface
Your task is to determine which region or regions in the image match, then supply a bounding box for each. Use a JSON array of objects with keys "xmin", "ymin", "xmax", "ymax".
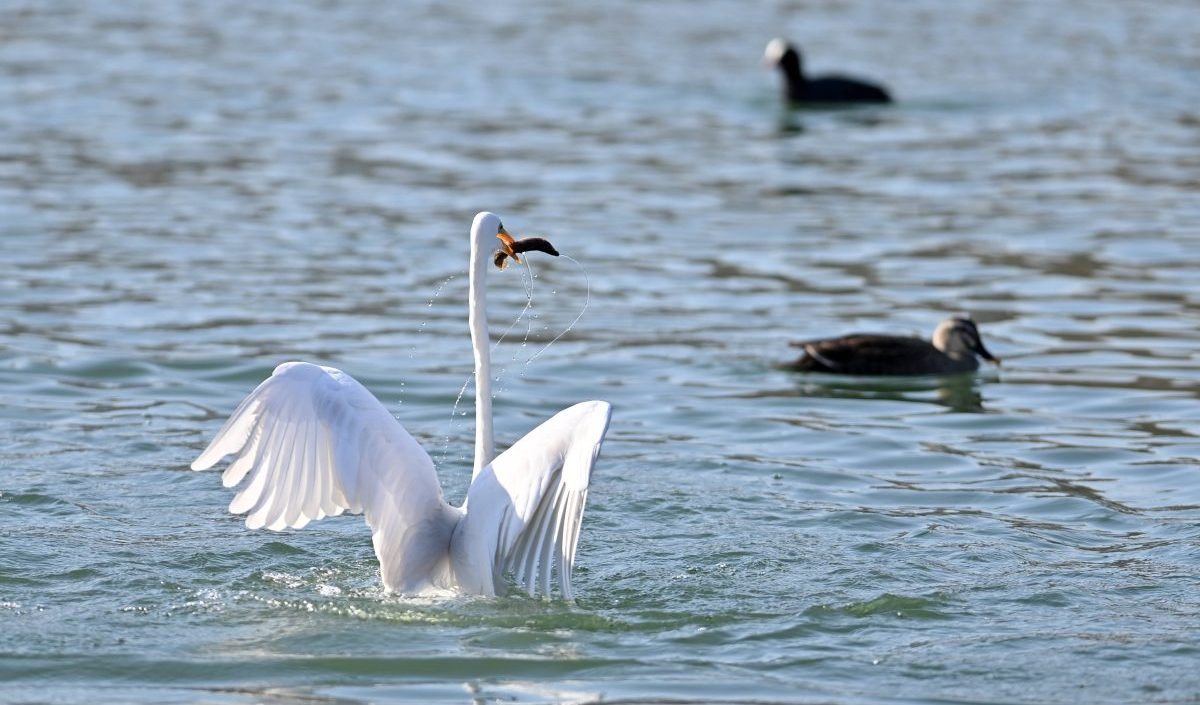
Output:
[{"xmin": 2, "ymin": 1, "xmax": 1200, "ymax": 703}]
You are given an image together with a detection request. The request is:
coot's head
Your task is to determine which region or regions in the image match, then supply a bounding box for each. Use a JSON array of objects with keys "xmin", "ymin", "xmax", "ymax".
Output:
[
  {"xmin": 933, "ymin": 316, "xmax": 999, "ymax": 364},
  {"xmin": 763, "ymin": 38, "xmax": 803, "ymax": 75}
]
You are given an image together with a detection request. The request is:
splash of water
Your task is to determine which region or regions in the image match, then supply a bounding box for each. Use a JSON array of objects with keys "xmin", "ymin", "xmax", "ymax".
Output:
[
  {"xmin": 410, "ymin": 274, "xmax": 458, "ymax": 359},
  {"xmin": 524, "ymin": 253, "xmax": 590, "ymax": 366},
  {"xmin": 494, "ymin": 257, "xmax": 541, "ymax": 397},
  {"xmin": 400, "ymin": 275, "xmax": 457, "ymax": 410},
  {"xmin": 436, "ymin": 260, "xmax": 536, "ymax": 468},
  {"xmin": 437, "ymin": 372, "xmax": 474, "ymax": 469},
  {"xmin": 491, "ymin": 256, "xmax": 535, "ymax": 351},
  {"xmin": 433, "ymin": 253, "xmax": 591, "ymax": 469}
]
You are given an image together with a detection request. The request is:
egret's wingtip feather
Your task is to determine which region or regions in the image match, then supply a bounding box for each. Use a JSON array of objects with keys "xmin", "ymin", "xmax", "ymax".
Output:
[
  {"xmin": 462, "ymin": 398, "xmax": 610, "ymax": 599},
  {"xmin": 191, "ymin": 444, "xmax": 228, "ymax": 471},
  {"xmin": 192, "ymin": 396, "xmax": 267, "ymax": 470}
]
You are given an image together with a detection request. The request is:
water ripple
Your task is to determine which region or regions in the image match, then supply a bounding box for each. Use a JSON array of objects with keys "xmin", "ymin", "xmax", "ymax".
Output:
[{"xmin": 2, "ymin": 0, "xmax": 1200, "ymax": 703}]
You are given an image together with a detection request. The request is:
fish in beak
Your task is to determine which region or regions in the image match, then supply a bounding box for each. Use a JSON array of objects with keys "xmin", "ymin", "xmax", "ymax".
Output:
[{"xmin": 494, "ymin": 227, "xmax": 560, "ymax": 269}]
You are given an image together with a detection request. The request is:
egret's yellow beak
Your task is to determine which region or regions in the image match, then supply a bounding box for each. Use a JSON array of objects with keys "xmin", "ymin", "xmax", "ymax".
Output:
[{"xmin": 496, "ymin": 229, "xmax": 521, "ymax": 265}]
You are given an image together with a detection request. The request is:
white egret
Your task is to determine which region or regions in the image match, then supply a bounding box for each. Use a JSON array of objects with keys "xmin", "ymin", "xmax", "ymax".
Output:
[{"xmin": 191, "ymin": 212, "xmax": 611, "ymax": 598}]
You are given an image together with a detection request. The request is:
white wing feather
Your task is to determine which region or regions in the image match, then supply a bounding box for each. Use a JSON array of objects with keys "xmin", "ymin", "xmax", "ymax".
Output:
[
  {"xmin": 452, "ymin": 400, "xmax": 611, "ymax": 599},
  {"xmin": 191, "ymin": 361, "xmax": 455, "ymax": 593}
]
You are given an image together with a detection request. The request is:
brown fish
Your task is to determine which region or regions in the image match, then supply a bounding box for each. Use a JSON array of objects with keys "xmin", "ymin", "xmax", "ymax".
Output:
[{"xmin": 494, "ymin": 229, "xmax": 560, "ymax": 269}]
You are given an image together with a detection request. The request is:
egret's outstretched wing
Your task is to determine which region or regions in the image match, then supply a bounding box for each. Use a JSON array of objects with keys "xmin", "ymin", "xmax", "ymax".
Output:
[
  {"xmin": 452, "ymin": 400, "xmax": 612, "ymax": 599},
  {"xmin": 191, "ymin": 361, "xmax": 454, "ymax": 592}
]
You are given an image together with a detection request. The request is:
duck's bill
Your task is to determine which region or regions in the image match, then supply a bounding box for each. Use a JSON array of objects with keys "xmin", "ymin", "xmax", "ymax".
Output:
[{"xmin": 977, "ymin": 343, "xmax": 1001, "ymax": 365}]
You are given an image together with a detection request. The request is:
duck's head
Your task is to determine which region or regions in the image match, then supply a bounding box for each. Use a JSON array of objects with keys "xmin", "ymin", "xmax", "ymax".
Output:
[{"xmin": 933, "ymin": 316, "xmax": 999, "ymax": 365}]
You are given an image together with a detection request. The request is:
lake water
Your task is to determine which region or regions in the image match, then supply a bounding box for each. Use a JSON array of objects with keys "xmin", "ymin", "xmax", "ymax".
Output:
[{"xmin": 2, "ymin": 1, "xmax": 1199, "ymax": 703}]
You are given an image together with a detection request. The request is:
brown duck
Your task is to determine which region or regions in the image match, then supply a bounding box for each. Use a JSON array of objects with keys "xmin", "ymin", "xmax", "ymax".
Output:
[{"xmin": 787, "ymin": 316, "xmax": 999, "ymax": 376}]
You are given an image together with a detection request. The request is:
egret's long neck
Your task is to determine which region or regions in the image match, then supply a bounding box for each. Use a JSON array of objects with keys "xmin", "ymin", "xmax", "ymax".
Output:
[{"xmin": 468, "ymin": 227, "xmax": 494, "ymax": 479}]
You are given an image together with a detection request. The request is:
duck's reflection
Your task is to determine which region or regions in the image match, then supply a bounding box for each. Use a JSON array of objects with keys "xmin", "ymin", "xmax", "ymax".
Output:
[{"xmin": 790, "ymin": 372, "xmax": 986, "ymax": 413}]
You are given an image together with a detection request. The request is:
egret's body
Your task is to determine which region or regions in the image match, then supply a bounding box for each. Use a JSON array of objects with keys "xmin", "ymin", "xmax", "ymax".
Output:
[{"xmin": 192, "ymin": 213, "xmax": 610, "ymax": 598}]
